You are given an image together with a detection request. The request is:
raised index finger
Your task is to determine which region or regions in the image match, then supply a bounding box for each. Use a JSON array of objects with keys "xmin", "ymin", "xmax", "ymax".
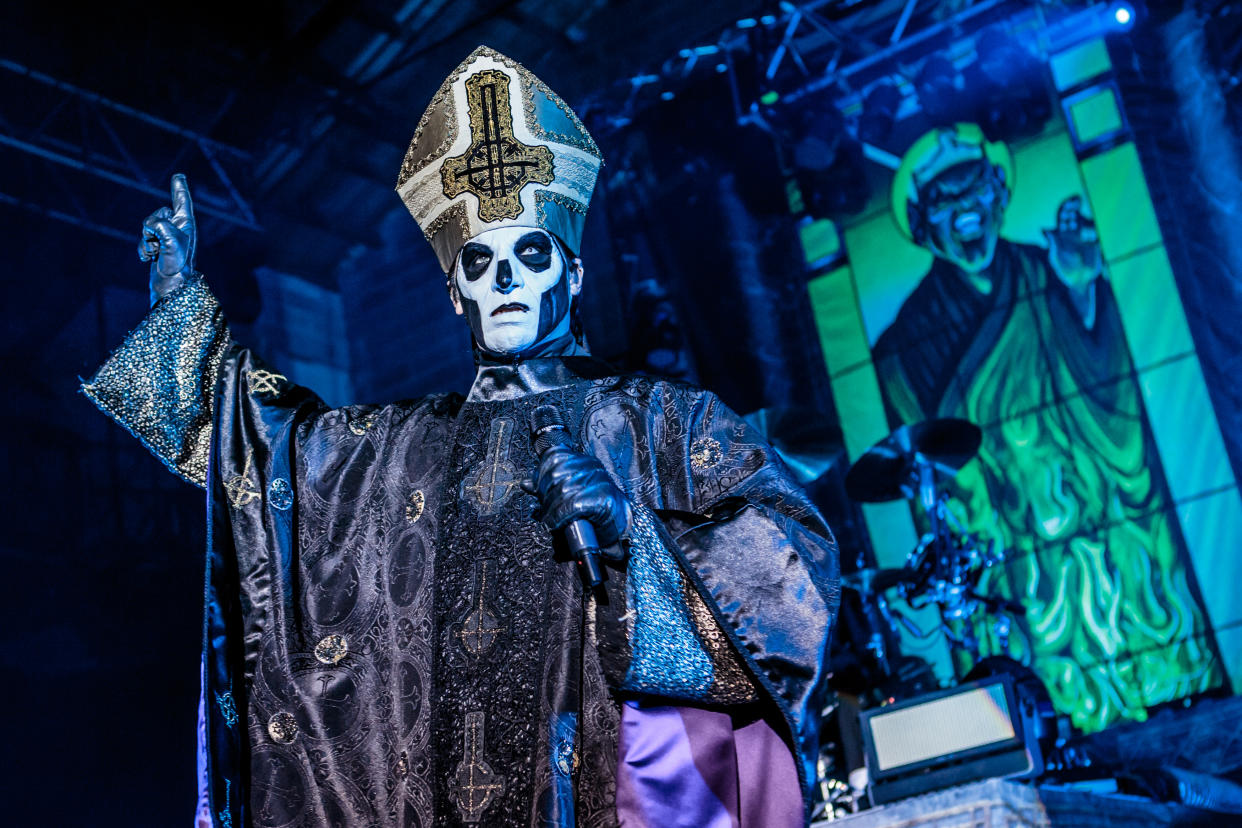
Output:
[{"xmin": 170, "ymin": 173, "xmax": 194, "ymax": 221}]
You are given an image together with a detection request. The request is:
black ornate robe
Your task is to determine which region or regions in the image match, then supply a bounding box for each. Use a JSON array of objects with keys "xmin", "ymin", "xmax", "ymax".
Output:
[{"xmin": 83, "ymin": 278, "xmax": 839, "ymax": 827}]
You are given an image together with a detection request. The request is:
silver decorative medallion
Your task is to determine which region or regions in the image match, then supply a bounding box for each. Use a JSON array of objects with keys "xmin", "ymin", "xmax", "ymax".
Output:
[
  {"xmin": 267, "ymin": 711, "xmax": 299, "ymax": 744},
  {"xmin": 314, "ymin": 634, "xmax": 349, "ymax": 665},
  {"xmin": 348, "ymin": 412, "xmax": 376, "ymax": 435},
  {"xmin": 405, "ymin": 489, "xmax": 425, "ymax": 523},
  {"xmin": 554, "ymin": 739, "xmax": 578, "ymax": 777},
  {"xmin": 690, "ymin": 436, "xmax": 724, "ymax": 471},
  {"xmin": 268, "ymin": 477, "xmax": 294, "ymax": 511}
]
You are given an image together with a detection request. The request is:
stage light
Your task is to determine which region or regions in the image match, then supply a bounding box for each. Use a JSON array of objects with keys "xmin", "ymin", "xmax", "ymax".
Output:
[
  {"xmin": 778, "ymin": 102, "xmax": 871, "ymax": 219},
  {"xmin": 915, "ymin": 55, "xmax": 962, "ymax": 122},
  {"xmin": 859, "ymin": 80, "xmax": 901, "ymax": 143},
  {"xmin": 1111, "ymin": 2, "xmax": 1135, "ymax": 29}
]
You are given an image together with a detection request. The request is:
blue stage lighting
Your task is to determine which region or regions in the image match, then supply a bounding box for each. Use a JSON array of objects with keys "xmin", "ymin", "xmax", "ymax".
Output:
[{"xmin": 1111, "ymin": 2, "xmax": 1135, "ymax": 29}]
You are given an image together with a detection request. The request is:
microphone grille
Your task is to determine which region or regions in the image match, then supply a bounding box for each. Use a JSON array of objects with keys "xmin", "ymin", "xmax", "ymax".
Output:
[
  {"xmin": 531, "ymin": 405, "xmax": 568, "ymax": 456},
  {"xmin": 531, "ymin": 405, "xmax": 565, "ymax": 435}
]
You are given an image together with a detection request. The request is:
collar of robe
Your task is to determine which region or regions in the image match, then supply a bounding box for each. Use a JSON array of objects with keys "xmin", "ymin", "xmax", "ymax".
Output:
[{"xmin": 467, "ymin": 352, "xmax": 613, "ymax": 402}]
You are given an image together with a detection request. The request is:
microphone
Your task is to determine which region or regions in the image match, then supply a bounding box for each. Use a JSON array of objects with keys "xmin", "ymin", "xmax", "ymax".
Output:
[{"xmin": 530, "ymin": 404, "xmax": 605, "ymax": 590}]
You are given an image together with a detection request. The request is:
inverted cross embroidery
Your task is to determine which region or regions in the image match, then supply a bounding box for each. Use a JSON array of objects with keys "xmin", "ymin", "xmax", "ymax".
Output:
[
  {"xmin": 461, "ymin": 417, "xmax": 520, "ymax": 515},
  {"xmin": 454, "ymin": 711, "xmax": 505, "ymax": 822},
  {"xmin": 453, "ymin": 560, "xmax": 504, "ymax": 656},
  {"xmin": 255, "ymin": 757, "xmax": 300, "ymax": 825},
  {"xmin": 441, "ymin": 69, "xmax": 554, "ymax": 222},
  {"xmin": 223, "ymin": 452, "xmax": 261, "ymax": 509},
  {"xmin": 245, "ymin": 368, "xmax": 287, "ymax": 396}
]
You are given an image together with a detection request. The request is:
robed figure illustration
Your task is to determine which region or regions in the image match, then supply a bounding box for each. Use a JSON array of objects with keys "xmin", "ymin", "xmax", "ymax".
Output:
[
  {"xmin": 872, "ymin": 123, "xmax": 1218, "ymax": 728},
  {"xmin": 83, "ymin": 47, "xmax": 839, "ymax": 828}
]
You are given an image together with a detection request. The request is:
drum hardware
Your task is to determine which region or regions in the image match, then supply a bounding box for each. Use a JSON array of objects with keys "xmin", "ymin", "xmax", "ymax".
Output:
[
  {"xmin": 817, "ymin": 418, "xmax": 1053, "ymax": 815},
  {"xmin": 843, "ymin": 418, "xmax": 982, "ymax": 505},
  {"xmin": 843, "ymin": 418, "xmax": 1024, "ymax": 665}
]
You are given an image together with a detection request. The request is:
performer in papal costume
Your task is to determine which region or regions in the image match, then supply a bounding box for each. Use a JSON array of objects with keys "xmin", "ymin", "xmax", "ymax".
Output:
[{"xmin": 84, "ymin": 47, "xmax": 838, "ymax": 827}]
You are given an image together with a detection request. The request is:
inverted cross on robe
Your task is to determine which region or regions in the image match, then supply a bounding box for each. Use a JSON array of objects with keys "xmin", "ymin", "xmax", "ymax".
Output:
[
  {"xmin": 454, "ymin": 559, "xmax": 504, "ymax": 656},
  {"xmin": 454, "ymin": 711, "xmax": 505, "ymax": 822},
  {"xmin": 256, "ymin": 758, "xmax": 300, "ymax": 825},
  {"xmin": 461, "ymin": 417, "xmax": 520, "ymax": 515}
]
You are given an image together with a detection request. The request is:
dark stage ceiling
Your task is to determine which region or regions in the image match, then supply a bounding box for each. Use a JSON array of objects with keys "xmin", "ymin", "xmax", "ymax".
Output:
[{"xmin": 0, "ymin": 0, "xmax": 933, "ymax": 288}]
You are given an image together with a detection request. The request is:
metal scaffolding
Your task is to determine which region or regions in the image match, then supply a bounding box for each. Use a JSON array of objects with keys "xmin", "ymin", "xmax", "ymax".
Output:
[
  {"xmin": 0, "ymin": 58, "xmax": 261, "ymax": 240},
  {"xmin": 593, "ymin": 0, "xmax": 1119, "ymax": 132}
]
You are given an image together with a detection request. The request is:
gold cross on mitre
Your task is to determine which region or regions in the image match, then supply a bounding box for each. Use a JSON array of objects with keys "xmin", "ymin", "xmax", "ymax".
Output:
[
  {"xmin": 396, "ymin": 46, "xmax": 603, "ymax": 275},
  {"xmin": 441, "ymin": 69, "xmax": 555, "ymax": 222}
]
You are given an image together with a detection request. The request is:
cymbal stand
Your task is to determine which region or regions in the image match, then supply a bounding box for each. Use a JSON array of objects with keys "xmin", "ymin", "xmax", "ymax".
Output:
[{"xmin": 893, "ymin": 457, "xmax": 1022, "ymax": 667}]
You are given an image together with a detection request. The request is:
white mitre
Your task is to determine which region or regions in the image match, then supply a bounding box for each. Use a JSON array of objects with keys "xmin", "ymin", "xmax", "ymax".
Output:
[{"xmin": 395, "ymin": 46, "xmax": 603, "ymax": 274}]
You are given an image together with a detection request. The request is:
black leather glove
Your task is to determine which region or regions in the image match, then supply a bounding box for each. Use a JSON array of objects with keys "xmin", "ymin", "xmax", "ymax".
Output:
[
  {"xmin": 138, "ymin": 174, "xmax": 199, "ymax": 306},
  {"xmin": 522, "ymin": 446, "xmax": 631, "ymax": 551}
]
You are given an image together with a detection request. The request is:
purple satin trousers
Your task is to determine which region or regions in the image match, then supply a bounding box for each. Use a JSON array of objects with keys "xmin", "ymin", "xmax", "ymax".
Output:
[{"xmin": 615, "ymin": 701, "xmax": 803, "ymax": 828}]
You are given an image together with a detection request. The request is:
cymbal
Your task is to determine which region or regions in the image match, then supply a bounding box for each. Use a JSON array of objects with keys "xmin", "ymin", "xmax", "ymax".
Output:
[
  {"xmin": 844, "ymin": 418, "xmax": 982, "ymax": 503},
  {"xmin": 744, "ymin": 406, "xmax": 844, "ymax": 484},
  {"xmin": 841, "ymin": 567, "xmax": 919, "ymax": 593}
]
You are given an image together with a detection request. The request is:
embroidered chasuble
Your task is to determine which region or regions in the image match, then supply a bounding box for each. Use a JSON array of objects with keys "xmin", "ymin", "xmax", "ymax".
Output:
[{"xmin": 83, "ymin": 278, "xmax": 840, "ymax": 827}]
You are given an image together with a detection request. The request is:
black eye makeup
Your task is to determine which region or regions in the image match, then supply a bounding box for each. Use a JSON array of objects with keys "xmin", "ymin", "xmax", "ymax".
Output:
[
  {"xmin": 514, "ymin": 231, "xmax": 553, "ymax": 271},
  {"xmin": 460, "ymin": 242, "xmax": 494, "ymax": 281}
]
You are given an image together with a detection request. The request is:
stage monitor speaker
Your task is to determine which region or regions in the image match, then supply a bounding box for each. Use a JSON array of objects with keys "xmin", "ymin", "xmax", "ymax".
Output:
[{"xmin": 861, "ymin": 675, "xmax": 1042, "ymax": 805}]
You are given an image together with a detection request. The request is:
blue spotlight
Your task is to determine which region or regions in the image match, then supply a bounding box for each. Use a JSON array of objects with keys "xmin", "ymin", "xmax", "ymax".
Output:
[{"xmin": 1111, "ymin": 2, "xmax": 1135, "ymax": 29}]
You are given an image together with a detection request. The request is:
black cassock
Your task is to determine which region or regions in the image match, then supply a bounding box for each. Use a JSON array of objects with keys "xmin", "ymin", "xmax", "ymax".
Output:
[{"xmin": 84, "ymin": 278, "xmax": 839, "ymax": 827}]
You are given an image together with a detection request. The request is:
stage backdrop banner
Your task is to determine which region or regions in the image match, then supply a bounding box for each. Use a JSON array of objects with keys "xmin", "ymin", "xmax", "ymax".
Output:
[{"xmin": 803, "ymin": 34, "xmax": 1236, "ymax": 732}]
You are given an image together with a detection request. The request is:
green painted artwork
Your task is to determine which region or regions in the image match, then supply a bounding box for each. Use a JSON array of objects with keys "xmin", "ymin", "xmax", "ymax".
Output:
[{"xmin": 809, "ymin": 109, "xmax": 1229, "ymax": 731}]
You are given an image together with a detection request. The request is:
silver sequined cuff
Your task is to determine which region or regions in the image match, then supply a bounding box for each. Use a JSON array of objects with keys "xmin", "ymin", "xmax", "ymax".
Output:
[
  {"xmin": 82, "ymin": 277, "xmax": 230, "ymax": 488},
  {"xmin": 622, "ymin": 504, "xmax": 759, "ymax": 704}
]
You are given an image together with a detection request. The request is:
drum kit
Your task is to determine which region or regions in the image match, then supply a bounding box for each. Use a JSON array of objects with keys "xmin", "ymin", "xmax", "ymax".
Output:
[
  {"xmin": 751, "ymin": 411, "xmax": 1043, "ymax": 818},
  {"xmin": 751, "ymin": 411, "xmax": 1025, "ymax": 673},
  {"xmin": 841, "ymin": 417, "xmax": 1025, "ymax": 668}
]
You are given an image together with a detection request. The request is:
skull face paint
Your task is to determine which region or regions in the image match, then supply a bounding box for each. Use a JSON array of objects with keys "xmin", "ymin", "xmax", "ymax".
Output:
[
  {"xmin": 911, "ymin": 159, "xmax": 1010, "ymax": 276},
  {"xmin": 454, "ymin": 227, "xmax": 578, "ymax": 355}
]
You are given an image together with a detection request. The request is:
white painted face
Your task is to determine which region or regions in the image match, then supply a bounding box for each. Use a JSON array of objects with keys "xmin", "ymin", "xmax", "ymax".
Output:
[{"xmin": 452, "ymin": 226, "xmax": 582, "ymax": 354}]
